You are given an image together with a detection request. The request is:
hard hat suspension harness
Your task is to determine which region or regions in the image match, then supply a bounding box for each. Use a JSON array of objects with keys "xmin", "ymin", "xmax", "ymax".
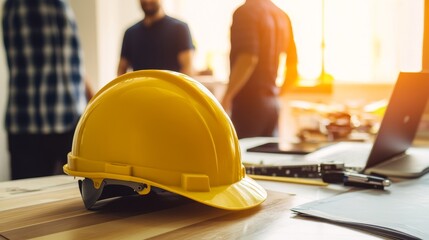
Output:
[{"xmin": 79, "ymin": 178, "xmax": 150, "ymax": 210}]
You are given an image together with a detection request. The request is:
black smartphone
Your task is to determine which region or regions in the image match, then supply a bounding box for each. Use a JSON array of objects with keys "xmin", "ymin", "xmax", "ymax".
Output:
[{"xmin": 246, "ymin": 142, "xmax": 330, "ymax": 155}]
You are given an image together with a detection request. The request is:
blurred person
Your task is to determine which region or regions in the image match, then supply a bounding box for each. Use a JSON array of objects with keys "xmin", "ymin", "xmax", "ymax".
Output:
[
  {"xmin": 2, "ymin": 0, "xmax": 94, "ymax": 180},
  {"xmin": 117, "ymin": 0, "xmax": 195, "ymax": 76},
  {"xmin": 222, "ymin": 0, "xmax": 298, "ymax": 139}
]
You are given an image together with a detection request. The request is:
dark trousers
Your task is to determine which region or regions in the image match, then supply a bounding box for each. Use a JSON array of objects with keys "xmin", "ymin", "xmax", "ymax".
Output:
[
  {"xmin": 8, "ymin": 130, "xmax": 75, "ymax": 180},
  {"xmin": 231, "ymin": 92, "xmax": 279, "ymax": 139}
]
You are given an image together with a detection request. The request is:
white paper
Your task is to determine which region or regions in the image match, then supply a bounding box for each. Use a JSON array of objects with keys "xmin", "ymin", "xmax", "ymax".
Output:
[{"xmin": 292, "ymin": 175, "xmax": 429, "ymax": 240}]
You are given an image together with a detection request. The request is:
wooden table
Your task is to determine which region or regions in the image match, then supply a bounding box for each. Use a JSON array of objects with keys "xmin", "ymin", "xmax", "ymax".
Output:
[{"xmin": 0, "ymin": 175, "xmax": 384, "ymax": 239}]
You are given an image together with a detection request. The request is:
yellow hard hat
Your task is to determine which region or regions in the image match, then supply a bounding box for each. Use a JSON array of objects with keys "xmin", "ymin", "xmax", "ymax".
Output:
[{"xmin": 63, "ymin": 70, "xmax": 267, "ymax": 210}]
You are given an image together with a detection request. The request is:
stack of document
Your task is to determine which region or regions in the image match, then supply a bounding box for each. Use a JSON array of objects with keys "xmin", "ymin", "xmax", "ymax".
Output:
[{"xmin": 291, "ymin": 175, "xmax": 429, "ymax": 239}]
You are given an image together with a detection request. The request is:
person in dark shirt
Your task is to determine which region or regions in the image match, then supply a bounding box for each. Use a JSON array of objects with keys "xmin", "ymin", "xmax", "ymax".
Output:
[
  {"xmin": 117, "ymin": 0, "xmax": 195, "ymax": 76},
  {"xmin": 222, "ymin": 0, "xmax": 298, "ymax": 139}
]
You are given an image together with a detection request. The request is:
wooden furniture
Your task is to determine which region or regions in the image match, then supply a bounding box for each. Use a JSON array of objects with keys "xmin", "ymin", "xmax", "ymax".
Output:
[{"xmin": 0, "ymin": 174, "xmax": 384, "ymax": 239}]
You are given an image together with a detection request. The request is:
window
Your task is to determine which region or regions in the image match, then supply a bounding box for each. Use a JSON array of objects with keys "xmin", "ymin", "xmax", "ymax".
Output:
[
  {"xmin": 274, "ymin": 0, "xmax": 424, "ymax": 85},
  {"xmin": 169, "ymin": 0, "xmax": 424, "ymax": 85},
  {"xmin": 164, "ymin": 0, "xmax": 242, "ymax": 81}
]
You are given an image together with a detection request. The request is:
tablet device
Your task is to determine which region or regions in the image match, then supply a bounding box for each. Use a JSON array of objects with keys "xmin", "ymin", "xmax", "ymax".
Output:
[{"xmin": 246, "ymin": 142, "xmax": 330, "ymax": 155}]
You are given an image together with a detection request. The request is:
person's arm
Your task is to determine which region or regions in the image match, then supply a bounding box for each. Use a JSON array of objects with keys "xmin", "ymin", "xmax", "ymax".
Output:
[
  {"xmin": 117, "ymin": 57, "xmax": 130, "ymax": 76},
  {"xmin": 280, "ymin": 49, "xmax": 298, "ymax": 95},
  {"xmin": 221, "ymin": 53, "xmax": 258, "ymax": 115},
  {"xmin": 178, "ymin": 49, "xmax": 194, "ymax": 76},
  {"xmin": 280, "ymin": 16, "xmax": 299, "ymax": 95},
  {"xmin": 84, "ymin": 76, "xmax": 96, "ymax": 101}
]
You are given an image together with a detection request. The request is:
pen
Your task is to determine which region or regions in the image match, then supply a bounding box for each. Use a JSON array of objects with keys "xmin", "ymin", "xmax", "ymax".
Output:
[
  {"xmin": 321, "ymin": 171, "xmax": 391, "ymax": 189},
  {"xmin": 343, "ymin": 172, "xmax": 391, "ymax": 189}
]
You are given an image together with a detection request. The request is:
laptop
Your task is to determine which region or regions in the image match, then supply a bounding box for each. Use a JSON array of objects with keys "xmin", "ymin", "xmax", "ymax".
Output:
[{"xmin": 305, "ymin": 72, "xmax": 429, "ymax": 178}]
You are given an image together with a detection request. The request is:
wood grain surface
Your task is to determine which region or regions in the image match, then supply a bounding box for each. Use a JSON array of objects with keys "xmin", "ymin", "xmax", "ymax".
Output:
[{"xmin": 0, "ymin": 176, "xmax": 382, "ymax": 239}]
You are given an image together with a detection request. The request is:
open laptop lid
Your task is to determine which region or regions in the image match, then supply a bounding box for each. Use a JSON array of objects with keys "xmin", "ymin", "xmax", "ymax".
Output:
[{"xmin": 364, "ymin": 72, "xmax": 429, "ymax": 177}]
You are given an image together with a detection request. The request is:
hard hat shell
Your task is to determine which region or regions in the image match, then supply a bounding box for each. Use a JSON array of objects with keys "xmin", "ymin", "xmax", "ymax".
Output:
[{"xmin": 64, "ymin": 70, "xmax": 267, "ymax": 210}]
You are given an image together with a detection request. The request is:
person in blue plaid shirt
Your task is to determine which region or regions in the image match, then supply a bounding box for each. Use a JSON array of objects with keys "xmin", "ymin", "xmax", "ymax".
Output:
[{"xmin": 2, "ymin": 0, "xmax": 94, "ymax": 179}]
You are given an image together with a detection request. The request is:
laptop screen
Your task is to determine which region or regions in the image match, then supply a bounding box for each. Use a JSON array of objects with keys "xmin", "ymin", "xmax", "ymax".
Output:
[{"xmin": 366, "ymin": 72, "xmax": 429, "ymax": 168}]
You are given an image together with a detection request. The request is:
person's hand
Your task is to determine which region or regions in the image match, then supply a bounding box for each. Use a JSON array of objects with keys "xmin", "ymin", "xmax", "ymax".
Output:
[
  {"xmin": 280, "ymin": 70, "xmax": 299, "ymax": 96},
  {"xmin": 221, "ymin": 96, "xmax": 232, "ymax": 116},
  {"xmin": 84, "ymin": 76, "xmax": 96, "ymax": 101}
]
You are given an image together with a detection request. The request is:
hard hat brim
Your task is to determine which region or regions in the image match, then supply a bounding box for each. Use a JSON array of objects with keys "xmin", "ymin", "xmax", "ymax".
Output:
[
  {"xmin": 64, "ymin": 164, "xmax": 266, "ymax": 211},
  {"xmin": 160, "ymin": 175, "xmax": 267, "ymax": 211}
]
